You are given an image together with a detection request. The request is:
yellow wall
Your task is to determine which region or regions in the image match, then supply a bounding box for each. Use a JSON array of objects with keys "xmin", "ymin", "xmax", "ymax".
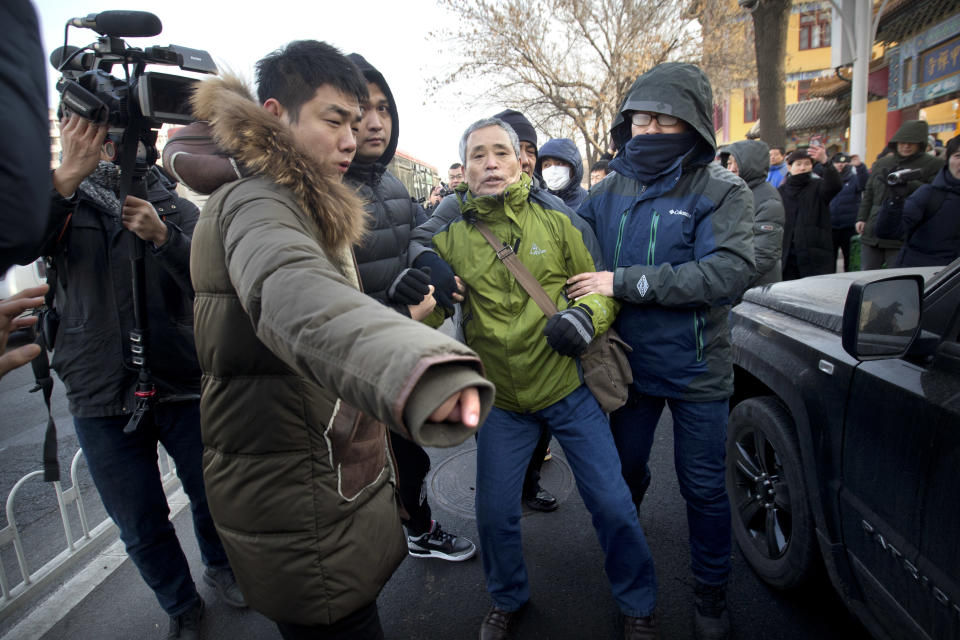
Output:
[
  {"xmin": 784, "ymin": 10, "xmax": 833, "ymax": 73},
  {"xmin": 920, "ymin": 99, "xmax": 960, "ymax": 143},
  {"xmin": 726, "ymin": 88, "xmax": 757, "ymax": 143},
  {"xmin": 866, "ymin": 99, "xmax": 888, "ymax": 163}
]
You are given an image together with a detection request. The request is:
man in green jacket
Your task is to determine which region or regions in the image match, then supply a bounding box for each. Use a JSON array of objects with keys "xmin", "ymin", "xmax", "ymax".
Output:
[
  {"xmin": 425, "ymin": 118, "xmax": 659, "ymax": 640},
  {"xmin": 188, "ymin": 40, "xmax": 494, "ymax": 640},
  {"xmin": 856, "ymin": 120, "xmax": 943, "ymax": 269}
]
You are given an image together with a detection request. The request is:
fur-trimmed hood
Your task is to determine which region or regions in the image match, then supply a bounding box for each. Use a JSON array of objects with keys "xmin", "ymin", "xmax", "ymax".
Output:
[{"xmin": 191, "ymin": 73, "xmax": 367, "ymax": 251}]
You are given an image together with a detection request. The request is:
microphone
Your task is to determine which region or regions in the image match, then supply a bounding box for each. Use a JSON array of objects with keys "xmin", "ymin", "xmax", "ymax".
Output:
[
  {"xmin": 68, "ymin": 11, "xmax": 162, "ymax": 37},
  {"xmin": 49, "ymin": 45, "xmax": 95, "ymax": 72}
]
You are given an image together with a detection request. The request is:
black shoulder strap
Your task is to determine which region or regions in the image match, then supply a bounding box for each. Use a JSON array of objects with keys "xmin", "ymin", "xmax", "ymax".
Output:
[{"xmin": 30, "ymin": 258, "xmax": 60, "ymax": 481}]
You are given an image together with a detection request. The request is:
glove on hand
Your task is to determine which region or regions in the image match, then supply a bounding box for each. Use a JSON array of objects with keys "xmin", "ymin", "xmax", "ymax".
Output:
[
  {"xmin": 413, "ymin": 252, "xmax": 458, "ymax": 312},
  {"xmin": 543, "ymin": 306, "xmax": 594, "ymax": 358},
  {"xmin": 387, "ymin": 268, "xmax": 431, "ymax": 306},
  {"xmin": 887, "ymin": 182, "xmax": 910, "ymax": 200}
]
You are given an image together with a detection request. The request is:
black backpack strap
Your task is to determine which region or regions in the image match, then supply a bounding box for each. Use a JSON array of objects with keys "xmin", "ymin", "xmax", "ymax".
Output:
[{"xmin": 30, "ymin": 261, "xmax": 60, "ymax": 481}]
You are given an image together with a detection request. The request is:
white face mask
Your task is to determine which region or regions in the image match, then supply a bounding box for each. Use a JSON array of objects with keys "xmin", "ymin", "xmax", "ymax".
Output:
[{"xmin": 542, "ymin": 165, "xmax": 572, "ymax": 191}]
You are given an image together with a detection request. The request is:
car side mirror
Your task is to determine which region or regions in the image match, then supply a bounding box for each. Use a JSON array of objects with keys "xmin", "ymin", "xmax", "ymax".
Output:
[{"xmin": 842, "ymin": 275, "xmax": 924, "ymax": 360}]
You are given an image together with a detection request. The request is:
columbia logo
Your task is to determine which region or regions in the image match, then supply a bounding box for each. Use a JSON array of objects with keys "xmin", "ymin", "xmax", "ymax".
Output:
[
  {"xmin": 669, "ymin": 209, "xmax": 691, "ymax": 218},
  {"xmin": 637, "ymin": 274, "xmax": 650, "ymax": 297},
  {"xmin": 530, "ymin": 243, "xmax": 546, "ymax": 256}
]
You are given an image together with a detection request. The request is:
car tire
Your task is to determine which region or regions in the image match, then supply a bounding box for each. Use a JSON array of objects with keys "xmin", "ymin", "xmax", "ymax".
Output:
[{"xmin": 726, "ymin": 396, "xmax": 817, "ymax": 590}]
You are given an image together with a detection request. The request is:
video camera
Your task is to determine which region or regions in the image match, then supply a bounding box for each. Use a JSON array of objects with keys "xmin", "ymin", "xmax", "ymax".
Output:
[
  {"xmin": 886, "ymin": 168, "xmax": 923, "ymax": 186},
  {"xmin": 51, "ymin": 10, "xmax": 217, "ymax": 170}
]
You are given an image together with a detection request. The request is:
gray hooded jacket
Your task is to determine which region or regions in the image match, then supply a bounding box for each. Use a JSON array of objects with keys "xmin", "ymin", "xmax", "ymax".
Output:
[{"xmin": 728, "ymin": 139, "xmax": 784, "ymax": 287}]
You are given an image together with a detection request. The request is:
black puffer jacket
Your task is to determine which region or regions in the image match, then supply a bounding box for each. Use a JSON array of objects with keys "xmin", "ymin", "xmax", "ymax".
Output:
[
  {"xmin": 876, "ymin": 166, "xmax": 960, "ymax": 267},
  {"xmin": 41, "ymin": 165, "xmax": 199, "ymax": 417},
  {"xmin": 778, "ymin": 163, "xmax": 842, "ymax": 279},
  {"xmin": 829, "ymin": 163, "xmax": 868, "ymax": 229},
  {"xmin": 344, "ymin": 54, "xmax": 427, "ymax": 310}
]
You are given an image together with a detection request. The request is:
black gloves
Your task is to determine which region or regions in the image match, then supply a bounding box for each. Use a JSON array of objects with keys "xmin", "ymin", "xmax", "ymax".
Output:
[
  {"xmin": 413, "ymin": 251, "xmax": 458, "ymax": 313},
  {"xmin": 543, "ymin": 306, "xmax": 594, "ymax": 357},
  {"xmin": 387, "ymin": 267, "xmax": 431, "ymax": 306}
]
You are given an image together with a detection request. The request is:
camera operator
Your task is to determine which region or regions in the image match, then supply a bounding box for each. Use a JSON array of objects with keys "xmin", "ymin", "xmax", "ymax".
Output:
[
  {"xmin": 41, "ymin": 108, "xmax": 244, "ymax": 639},
  {"xmin": 856, "ymin": 120, "xmax": 942, "ymax": 269}
]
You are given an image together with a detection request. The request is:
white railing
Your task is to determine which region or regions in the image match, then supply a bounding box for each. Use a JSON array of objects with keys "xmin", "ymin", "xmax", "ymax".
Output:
[{"xmin": 0, "ymin": 446, "xmax": 178, "ymax": 621}]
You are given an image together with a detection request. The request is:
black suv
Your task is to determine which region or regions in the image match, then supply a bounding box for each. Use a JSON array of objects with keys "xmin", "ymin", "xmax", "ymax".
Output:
[{"xmin": 727, "ymin": 258, "xmax": 960, "ymax": 640}]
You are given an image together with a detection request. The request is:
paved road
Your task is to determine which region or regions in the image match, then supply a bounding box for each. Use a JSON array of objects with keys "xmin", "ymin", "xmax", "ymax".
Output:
[{"xmin": 1, "ymin": 403, "xmax": 871, "ymax": 640}]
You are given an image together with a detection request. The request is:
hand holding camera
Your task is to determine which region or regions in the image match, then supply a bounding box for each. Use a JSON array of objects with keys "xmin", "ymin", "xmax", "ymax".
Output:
[{"xmin": 53, "ymin": 113, "xmax": 107, "ymax": 197}]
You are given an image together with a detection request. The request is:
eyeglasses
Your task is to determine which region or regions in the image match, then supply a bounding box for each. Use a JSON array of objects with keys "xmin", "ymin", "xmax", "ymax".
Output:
[{"xmin": 631, "ymin": 112, "xmax": 680, "ymax": 127}]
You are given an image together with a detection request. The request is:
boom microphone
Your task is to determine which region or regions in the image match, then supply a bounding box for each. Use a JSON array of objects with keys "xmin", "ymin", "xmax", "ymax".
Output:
[{"xmin": 68, "ymin": 11, "xmax": 162, "ymax": 37}]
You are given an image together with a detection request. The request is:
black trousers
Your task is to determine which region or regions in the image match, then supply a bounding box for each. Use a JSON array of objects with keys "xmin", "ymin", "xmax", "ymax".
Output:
[
  {"xmin": 522, "ymin": 427, "xmax": 552, "ymax": 498},
  {"xmin": 832, "ymin": 226, "xmax": 855, "ymax": 272},
  {"xmin": 391, "ymin": 433, "xmax": 433, "ymax": 536},
  {"xmin": 276, "ymin": 602, "xmax": 383, "ymax": 640}
]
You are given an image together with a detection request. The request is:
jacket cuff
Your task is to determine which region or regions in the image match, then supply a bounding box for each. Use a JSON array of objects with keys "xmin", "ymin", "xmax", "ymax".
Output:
[
  {"xmin": 400, "ymin": 359, "xmax": 494, "ymax": 448},
  {"xmin": 613, "ymin": 267, "xmax": 627, "ymax": 298}
]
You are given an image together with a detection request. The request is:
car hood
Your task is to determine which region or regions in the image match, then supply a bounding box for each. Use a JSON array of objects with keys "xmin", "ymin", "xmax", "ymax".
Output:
[{"xmin": 741, "ymin": 268, "xmax": 943, "ymax": 333}]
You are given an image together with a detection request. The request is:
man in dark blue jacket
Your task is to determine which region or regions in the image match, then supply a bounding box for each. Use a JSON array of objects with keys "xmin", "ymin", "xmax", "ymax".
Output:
[
  {"xmin": 828, "ymin": 152, "xmax": 868, "ymax": 272},
  {"xmin": 568, "ymin": 63, "xmax": 755, "ymax": 640}
]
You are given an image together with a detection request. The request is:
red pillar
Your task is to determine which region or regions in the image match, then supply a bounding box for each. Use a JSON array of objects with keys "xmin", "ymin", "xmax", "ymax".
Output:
[{"xmin": 886, "ymin": 108, "xmax": 903, "ymax": 141}]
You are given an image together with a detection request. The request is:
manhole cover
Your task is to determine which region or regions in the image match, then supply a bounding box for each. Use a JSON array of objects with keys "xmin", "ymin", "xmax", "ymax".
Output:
[{"xmin": 428, "ymin": 445, "xmax": 575, "ymax": 520}]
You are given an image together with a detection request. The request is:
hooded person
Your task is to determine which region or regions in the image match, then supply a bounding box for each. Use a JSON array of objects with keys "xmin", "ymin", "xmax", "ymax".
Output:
[
  {"xmin": 568, "ymin": 62, "xmax": 756, "ymax": 640},
  {"xmin": 777, "ymin": 146, "xmax": 842, "ymax": 280},
  {"xmin": 344, "ymin": 52, "xmax": 477, "ymax": 562},
  {"xmin": 725, "ymin": 139, "xmax": 784, "ymax": 287},
  {"xmin": 536, "ymin": 138, "xmax": 588, "ymax": 209},
  {"xmin": 875, "ymin": 134, "xmax": 960, "ymax": 267},
  {"xmin": 856, "ymin": 120, "xmax": 943, "ymax": 269}
]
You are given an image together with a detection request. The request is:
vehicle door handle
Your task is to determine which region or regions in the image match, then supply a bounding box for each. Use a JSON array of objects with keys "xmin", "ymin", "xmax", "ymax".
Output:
[{"xmin": 818, "ymin": 360, "xmax": 834, "ymax": 375}]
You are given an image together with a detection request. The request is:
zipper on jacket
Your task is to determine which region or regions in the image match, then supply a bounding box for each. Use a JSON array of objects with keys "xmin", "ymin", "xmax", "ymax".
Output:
[
  {"xmin": 647, "ymin": 211, "xmax": 660, "ymax": 265},
  {"xmin": 694, "ymin": 310, "xmax": 704, "ymax": 362},
  {"xmin": 614, "ymin": 210, "xmax": 629, "ymax": 266}
]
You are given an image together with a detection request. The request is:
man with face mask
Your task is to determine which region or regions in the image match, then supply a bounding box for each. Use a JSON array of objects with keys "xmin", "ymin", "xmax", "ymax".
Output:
[
  {"xmin": 567, "ymin": 62, "xmax": 755, "ymax": 640},
  {"xmin": 537, "ymin": 138, "xmax": 588, "ymax": 209}
]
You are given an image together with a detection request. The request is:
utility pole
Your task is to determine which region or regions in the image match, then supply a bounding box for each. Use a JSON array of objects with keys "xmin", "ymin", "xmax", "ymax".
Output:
[{"xmin": 831, "ymin": 0, "xmax": 892, "ymax": 157}]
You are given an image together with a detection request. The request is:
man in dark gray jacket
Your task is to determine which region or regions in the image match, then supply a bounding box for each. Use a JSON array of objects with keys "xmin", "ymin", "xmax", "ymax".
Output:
[
  {"xmin": 344, "ymin": 53, "xmax": 476, "ymax": 562},
  {"xmin": 725, "ymin": 140, "xmax": 784, "ymax": 287}
]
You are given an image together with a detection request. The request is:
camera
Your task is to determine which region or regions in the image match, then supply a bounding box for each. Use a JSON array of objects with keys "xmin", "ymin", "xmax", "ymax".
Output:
[
  {"xmin": 52, "ymin": 11, "xmax": 217, "ymax": 170},
  {"xmin": 435, "ymin": 182, "xmax": 454, "ymax": 198},
  {"xmin": 886, "ymin": 168, "xmax": 923, "ymax": 186}
]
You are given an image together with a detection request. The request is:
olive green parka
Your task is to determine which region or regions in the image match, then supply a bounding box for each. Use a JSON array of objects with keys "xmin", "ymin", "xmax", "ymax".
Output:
[{"xmin": 189, "ymin": 75, "xmax": 493, "ymax": 626}]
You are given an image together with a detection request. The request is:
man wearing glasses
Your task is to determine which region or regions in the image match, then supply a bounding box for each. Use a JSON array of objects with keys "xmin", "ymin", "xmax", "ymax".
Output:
[{"xmin": 567, "ymin": 63, "xmax": 755, "ymax": 640}]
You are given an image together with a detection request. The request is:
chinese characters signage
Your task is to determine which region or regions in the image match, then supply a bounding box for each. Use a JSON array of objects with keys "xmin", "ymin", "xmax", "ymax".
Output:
[{"xmin": 922, "ymin": 36, "xmax": 960, "ymax": 85}]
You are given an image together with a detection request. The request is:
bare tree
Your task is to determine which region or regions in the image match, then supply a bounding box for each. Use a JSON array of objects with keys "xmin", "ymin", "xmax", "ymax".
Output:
[
  {"xmin": 695, "ymin": 0, "xmax": 758, "ymax": 103},
  {"xmin": 430, "ymin": 0, "xmax": 703, "ymax": 166},
  {"xmin": 745, "ymin": 0, "xmax": 791, "ymax": 147}
]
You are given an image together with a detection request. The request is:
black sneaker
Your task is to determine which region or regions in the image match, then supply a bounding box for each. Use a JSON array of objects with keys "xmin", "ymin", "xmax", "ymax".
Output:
[
  {"xmin": 203, "ymin": 566, "xmax": 247, "ymax": 608},
  {"xmin": 693, "ymin": 581, "xmax": 730, "ymax": 640},
  {"xmin": 407, "ymin": 520, "xmax": 476, "ymax": 561},
  {"xmin": 167, "ymin": 596, "xmax": 203, "ymax": 640},
  {"xmin": 624, "ymin": 613, "xmax": 660, "ymax": 640}
]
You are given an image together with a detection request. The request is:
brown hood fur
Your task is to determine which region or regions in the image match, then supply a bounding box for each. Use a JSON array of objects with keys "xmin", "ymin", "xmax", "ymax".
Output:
[{"xmin": 191, "ymin": 74, "xmax": 367, "ymax": 251}]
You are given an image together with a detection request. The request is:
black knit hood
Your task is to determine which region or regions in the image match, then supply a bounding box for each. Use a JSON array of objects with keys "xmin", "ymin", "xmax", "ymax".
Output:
[{"xmin": 346, "ymin": 53, "xmax": 399, "ymax": 167}]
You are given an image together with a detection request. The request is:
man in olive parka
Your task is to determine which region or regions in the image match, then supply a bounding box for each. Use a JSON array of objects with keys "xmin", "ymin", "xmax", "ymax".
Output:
[
  {"xmin": 856, "ymin": 120, "xmax": 943, "ymax": 269},
  {"xmin": 189, "ymin": 41, "xmax": 493, "ymax": 639},
  {"xmin": 569, "ymin": 62, "xmax": 756, "ymax": 640}
]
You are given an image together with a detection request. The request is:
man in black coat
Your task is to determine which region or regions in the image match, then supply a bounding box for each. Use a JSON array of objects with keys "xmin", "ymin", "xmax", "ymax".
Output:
[
  {"xmin": 778, "ymin": 146, "xmax": 842, "ymax": 279},
  {"xmin": 344, "ymin": 53, "xmax": 476, "ymax": 562},
  {"xmin": 41, "ymin": 111, "xmax": 244, "ymax": 640}
]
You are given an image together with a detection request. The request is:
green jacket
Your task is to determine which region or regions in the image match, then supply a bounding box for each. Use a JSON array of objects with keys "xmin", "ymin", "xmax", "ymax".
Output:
[
  {"xmin": 189, "ymin": 75, "xmax": 494, "ymax": 626},
  {"xmin": 858, "ymin": 120, "xmax": 943, "ymax": 249},
  {"xmin": 427, "ymin": 173, "xmax": 617, "ymax": 413}
]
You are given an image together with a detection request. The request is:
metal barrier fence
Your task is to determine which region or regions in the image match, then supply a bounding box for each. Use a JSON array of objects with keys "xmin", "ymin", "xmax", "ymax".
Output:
[{"xmin": 0, "ymin": 446, "xmax": 178, "ymax": 621}]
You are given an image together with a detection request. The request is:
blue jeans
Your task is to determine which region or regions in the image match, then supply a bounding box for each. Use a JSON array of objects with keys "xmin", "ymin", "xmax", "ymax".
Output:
[
  {"xmin": 74, "ymin": 401, "xmax": 230, "ymax": 616},
  {"xmin": 476, "ymin": 385, "xmax": 657, "ymax": 617},
  {"xmin": 610, "ymin": 392, "xmax": 731, "ymax": 586}
]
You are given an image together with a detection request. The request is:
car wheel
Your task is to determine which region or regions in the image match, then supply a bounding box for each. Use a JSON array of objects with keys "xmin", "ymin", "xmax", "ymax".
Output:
[{"xmin": 726, "ymin": 396, "xmax": 817, "ymax": 589}]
